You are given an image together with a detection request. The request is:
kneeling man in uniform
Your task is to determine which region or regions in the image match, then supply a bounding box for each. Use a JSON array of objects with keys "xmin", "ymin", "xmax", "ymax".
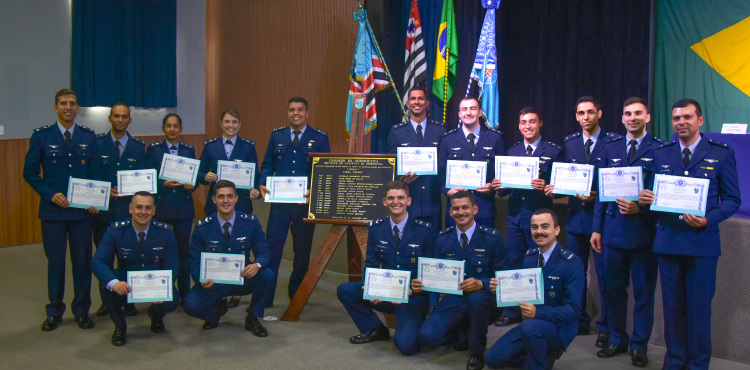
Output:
[
  {"xmin": 91, "ymin": 191, "xmax": 180, "ymax": 346},
  {"xmin": 183, "ymin": 180, "xmax": 275, "ymax": 336},
  {"xmin": 485, "ymin": 209, "xmax": 584, "ymax": 370}
]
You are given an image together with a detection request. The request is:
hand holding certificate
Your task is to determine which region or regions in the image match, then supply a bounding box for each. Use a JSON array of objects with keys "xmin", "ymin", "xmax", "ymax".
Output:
[
  {"xmin": 159, "ymin": 154, "xmax": 200, "ymax": 185},
  {"xmin": 417, "ymin": 257, "xmax": 464, "ymax": 294},
  {"xmin": 495, "ymin": 268, "xmax": 544, "ymax": 307},
  {"xmin": 495, "ymin": 156, "xmax": 539, "ymax": 189},
  {"xmin": 397, "ymin": 147, "xmax": 438, "ymax": 175},
  {"xmin": 264, "ymin": 176, "xmax": 307, "ymax": 203},
  {"xmin": 363, "ymin": 268, "xmax": 411, "ymax": 303},
  {"xmin": 598, "ymin": 167, "xmax": 643, "ymax": 201},
  {"xmin": 117, "ymin": 169, "xmax": 157, "ymax": 196},
  {"xmin": 651, "ymin": 174, "xmax": 709, "ymax": 216},
  {"xmin": 445, "ymin": 160, "xmax": 487, "ymax": 190},
  {"xmin": 200, "ymin": 252, "xmax": 245, "ymax": 285},
  {"xmin": 550, "ymin": 162, "xmax": 594, "ymax": 196},
  {"xmin": 67, "ymin": 178, "xmax": 110, "ymax": 211},
  {"xmin": 127, "ymin": 270, "xmax": 173, "ymax": 303},
  {"xmin": 217, "ymin": 160, "xmax": 256, "ymax": 189}
]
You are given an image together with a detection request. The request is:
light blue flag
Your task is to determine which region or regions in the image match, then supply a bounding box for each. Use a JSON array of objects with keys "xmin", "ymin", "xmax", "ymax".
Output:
[{"xmin": 465, "ymin": 0, "xmax": 500, "ymax": 129}]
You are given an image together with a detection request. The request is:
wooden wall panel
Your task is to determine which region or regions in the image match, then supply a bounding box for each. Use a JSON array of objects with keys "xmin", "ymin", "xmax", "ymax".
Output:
[{"xmin": 205, "ymin": 0, "xmax": 359, "ymax": 159}]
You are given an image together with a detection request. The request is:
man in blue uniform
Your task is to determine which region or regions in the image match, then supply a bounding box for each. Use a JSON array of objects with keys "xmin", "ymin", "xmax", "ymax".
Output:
[
  {"xmin": 146, "ymin": 113, "xmax": 197, "ymax": 303},
  {"xmin": 546, "ymin": 96, "xmax": 620, "ymax": 345},
  {"xmin": 486, "ymin": 209, "xmax": 584, "ymax": 370},
  {"xmin": 387, "ymin": 88, "xmax": 446, "ymax": 236},
  {"xmin": 91, "ymin": 191, "xmax": 180, "ymax": 346},
  {"xmin": 337, "ymin": 181, "xmax": 435, "ymax": 355},
  {"xmin": 494, "ymin": 107, "xmax": 564, "ymax": 327},
  {"xmin": 259, "ymin": 97, "xmax": 330, "ymax": 307},
  {"xmin": 23, "ymin": 89, "xmax": 101, "ymax": 331},
  {"xmin": 94, "ymin": 103, "xmax": 147, "ymax": 317},
  {"xmin": 438, "ymin": 97, "xmax": 506, "ymax": 229},
  {"xmin": 591, "ymin": 97, "xmax": 662, "ymax": 367},
  {"xmin": 638, "ymin": 99, "xmax": 740, "ymax": 370},
  {"xmin": 183, "ymin": 180, "xmax": 275, "ymax": 336},
  {"xmin": 418, "ymin": 191, "xmax": 509, "ymax": 370}
]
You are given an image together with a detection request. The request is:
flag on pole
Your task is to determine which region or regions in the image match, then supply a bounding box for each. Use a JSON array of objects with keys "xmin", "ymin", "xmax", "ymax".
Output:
[
  {"xmin": 466, "ymin": 0, "xmax": 500, "ymax": 129},
  {"xmin": 431, "ymin": 0, "xmax": 458, "ymax": 123},
  {"xmin": 403, "ymin": 0, "xmax": 427, "ymax": 101}
]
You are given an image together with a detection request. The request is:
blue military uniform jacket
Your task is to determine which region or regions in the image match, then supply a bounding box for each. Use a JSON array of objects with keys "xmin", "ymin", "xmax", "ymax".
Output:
[
  {"xmin": 259, "ymin": 125, "xmax": 330, "ymax": 186},
  {"xmin": 189, "ymin": 212, "xmax": 271, "ymax": 283},
  {"xmin": 386, "ymin": 120, "xmax": 446, "ymax": 217},
  {"xmin": 563, "ymin": 129, "xmax": 622, "ymax": 234},
  {"xmin": 146, "ymin": 141, "xmax": 197, "ymax": 221},
  {"xmin": 91, "ymin": 219, "xmax": 179, "ymax": 289},
  {"xmin": 649, "ymin": 134, "xmax": 741, "ymax": 256},
  {"xmin": 434, "ymin": 224, "xmax": 509, "ymax": 303},
  {"xmin": 96, "ymin": 131, "xmax": 147, "ymax": 224},
  {"xmin": 438, "ymin": 124, "xmax": 507, "ymax": 220},
  {"xmin": 23, "ymin": 123, "xmax": 101, "ymax": 221},
  {"xmin": 365, "ymin": 216, "xmax": 435, "ymax": 276},
  {"xmin": 198, "ymin": 136, "xmax": 260, "ymax": 214},
  {"xmin": 592, "ymin": 134, "xmax": 663, "ymax": 249},
  {"xmin": 501, "ymin": 139, "xmax": 564, "ymax": 229},
  {"xmin": 523, "ymin": 243, "xmax": 584, "ymax": 350}
]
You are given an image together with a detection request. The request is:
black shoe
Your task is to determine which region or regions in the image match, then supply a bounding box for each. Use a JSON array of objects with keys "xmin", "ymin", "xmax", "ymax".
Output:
[
  {"xmin": 245, "ymin": 314, "xmax": 268, "ymax": 337},
  {"xmin": 349, "ymin": 324, "xmax": 390, "ymax": 344},
  {"xmin": 595, "ymin": 331, "xmax": 610, "ymax": 348},
  {"xmin": 578, "ymin": 326, "xmax": 591, "ymax": 335},
  {"xmin": 227, "ymin": 296, "xmax": 240, "ymax": 308},
  {"xmin": 631, "ymin": 349, "xmax": 649, "ymax": 367},
  {"xmin": 41, "ymin": 316, "xmax": 62, "ymax": 331},
  {"xmin": 111, "ymin": 328, "xmax": 127, "ymax": 346},
  {"xmin": 96, "ymin": 303, "xmax": 108, "ymax": 316},
  {"xmin": 467, "ymin": 353, "xmax": 485, "ymax": 370},
  {"xmin": 597, "ymin": 343, "xmax": 628, "ymax": 358},
  {"xmin": 75, "ymin": 316, "xmax": 95, "ymax": 329},
  {"xmin": 148, "ymin": 306, "xmax": 165, "ymax": 333},
  {"xmin": 123, "ymin": 303, "xmax": 137, "ymax": 316},
  {"xmin": 494, "ymin": 315, "xmax": 522, "ymax": 327}
]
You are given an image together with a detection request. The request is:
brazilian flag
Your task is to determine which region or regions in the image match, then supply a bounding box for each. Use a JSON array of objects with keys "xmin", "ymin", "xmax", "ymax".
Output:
[
  {"xmin": 654, "ymin": 0, "xmax": 750, "ymax": 139},
  {"xmin": 431, "ymin": 0, "xmax": 458, "ymax": 106}
]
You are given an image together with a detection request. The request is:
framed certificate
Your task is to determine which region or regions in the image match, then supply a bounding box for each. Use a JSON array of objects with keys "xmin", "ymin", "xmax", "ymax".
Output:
[
  {"xmin": 417, "ymin": 257, "xmax": 464, "ymax": 295},
  {"xmin": 127, "ymin": 270, "xmax": 173, "ymax": 303},
  {"xmin": 362, "ymin": 268, "xmax": 411, "ymax": 303},
  {"xmin": 397, "ymin": 147, "xmax": 438, "ymax": 175},
  {"xmin": 598, "ymin": 167, "xmax": 643, "ymax": 201},
  {"xmin": 200, "ymin": 252, "xmax": 245, "ymax": 285},
  {"xmin": 217, "ymin": 160, "xmax": 256, "ymax": 189},
  {"xmin": 159, "ymin": 154, "xmax": 200, "ymax": 185},
  {"xmin": 495, "ymin": 268, "xmax": 544, "ymax": 307},
  {"xmin": 445, "ymin": 160, "xmax": 487, "ymax": 190},
  {"xmin": 550, "ymin": 162, "xmax": 594, "ymax": 196},
  {"xmin": 265, "ymin": 176, "xmax": 307, "ymax": 203},
  {"xmin": 495, "ymin": 156, "xmax": 539, "ymax": 190},
  {"xmin": 67, "ymin": 178, "xmax": 110, "ymax": 211},
  {"xmin": 117, "ymin": 169, "xmax": 157, "ymax": 196},
  {"xmin": 651, "ymin": 174, "xmax": 709, "ymax": 216}
]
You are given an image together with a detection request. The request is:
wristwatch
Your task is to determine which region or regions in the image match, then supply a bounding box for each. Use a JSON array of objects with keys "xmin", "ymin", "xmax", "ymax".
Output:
[
  {"xmin": 478, "ymin": 280, "xmax": 484, "ymax": 288},
  {"xmin": 256, "ymin": 262, "xmax": 262, "ymax": 269}
]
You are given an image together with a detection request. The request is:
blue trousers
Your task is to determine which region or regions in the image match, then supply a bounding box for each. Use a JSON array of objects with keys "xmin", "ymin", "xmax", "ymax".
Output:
[
  {"xmin": 41, "ymin": 219, "xmax": 93, "ymax": 318},
  {"xmin": 658, "ymin": 254, "xmax": 718, "ymax": 370},
  {"xmin": 160, "ymin": 219, "xmax": 194, "ymax": 300},
  {"xmin": 505, "ymin": 221, "xmax": 535, "ymax": 320},
  {"xmin": 265, "ymin": 203, "xmax": 315, "ymax": 305},
  {"xmin": 486, "ymin": 319, "xmax": 565, "ymax": 370},
  {"xmin": 605, "ymin": 246, "xmax": 657, "ymax": 350},
  {"xmin": 100, "ymin": 286, "xmax": 179, "ymax": 329},
  {"xmin": 184, "ymin": 268, "xmax": 275, "ymax": 323},
  {"xmin": 337, "ymin": 281, "xmax": 430, "ymax": 355},
  {"xmin": 419, "ymin": 289, "xmax": 500, "ymax": 355},
  {"xmin": 566, "ymin": 231, "xmax": 607, "ymax": 331},
  {"xmin": 445, "ymin": 216, "xmax": 495, "ymax": 230}
]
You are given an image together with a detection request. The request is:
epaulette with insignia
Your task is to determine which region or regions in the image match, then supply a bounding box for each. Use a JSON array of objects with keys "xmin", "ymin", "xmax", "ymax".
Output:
[
  {"xmin": 392, "ymin": 122, "xmax": 407, "ymax": 130},
  {"xmin": 131, "ymin": 137, "xmax": 146, "ymax": 145},
  {"xmin": 509, "ymin": 142, "xmax": 522, "ymax": 150},
  {"xmin": 559, "ymin": 247, "xmax": 575, "ymax": 261},
  {"xmin": 479, "ymin": 226, "xmax": 498, "ymax": 236},
  {"xmin": 525, "ymin": 247, "xmax": 539, "ymax": 256},
  {"xmin": 658, "ymin": 141, "xmax": 676, "ymax": 149},
  {"xmin": 653, "ymin": 137, "xmax": 665, "ymax": 144},
  {"xmin": 490, "ymin": 128, "xmax": 503, "ymax": 136},
  {"xmin": 196, "ymin": 215, "xmax": 213, "ymax": 226},
  {"xmin": 77, "ymin": 125, "xmax": 95, "ymax": 133},
  {"xmin": 203, "ymin": 138, "xmax": 218, "ymax": 145},
  {"xmin": 149, "ymin": 141, "xmax": 163, "ymax": 148},
  {"xmin": 241, "ymin": 138, "xmax": 256, "ymax": 145},
  {"xmin": 547, "ymin": 141, "xmax": 563, "ymax": 150},
  {"xmin": 112, "ymin": 220, "xmax": 131, "ymax": 228},
  {"xmin": 273, "ymin": 126, "xmax": 286, "ymax": 132},
  {"xmin": 179, "ymin": 142, "xmax": 194, "ymax": 149},
  {"xmin": 438, "ymin": 226, "xmax": 454, "ymax": 236},
  {"xmin": 152, "ymin": 220, "xmax": 172, "ymax": 230},
  {"xmin": 443, "ymin": 129, "xmax": 457, "ymax": 136},
  {"xmin": 97, "ymin": 133, "xmax": 108, "ymax": 138},
  {"xmin": 431, "ymin": 120, "xmax": 445, "ymax": 127},
  {"xmin": 708, "ymin": 139, "xmax": 730, "ymax": 148},
  {"xmin": 564, "ymin": 132, "xmax": 581, "ymax": 142},
  {"xmin": 33, "ymin": 125, "xmax": 53, "ymax": 133},
  {"xmin": 414, "ymin": 218, "xmax": 431, "ymax": 228},
  {"xmin": 368, "ymin": 218, "xmax": 385, "ymax": 228},
  {"xmin": 313, "ymin": 127, "xmax": 327, "ymax": 136}
]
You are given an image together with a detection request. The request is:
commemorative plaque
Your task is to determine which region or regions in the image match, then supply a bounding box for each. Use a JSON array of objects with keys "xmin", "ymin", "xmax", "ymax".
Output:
[{"xmin": 308, "ymin": 154, "xmax": 396, "ymax": 221}]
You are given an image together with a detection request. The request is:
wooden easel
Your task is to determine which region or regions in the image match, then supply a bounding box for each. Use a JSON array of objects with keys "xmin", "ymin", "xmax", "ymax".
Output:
[{"xmin": 281, "ymin": 93, "xmax": 394, "ymax": 326}]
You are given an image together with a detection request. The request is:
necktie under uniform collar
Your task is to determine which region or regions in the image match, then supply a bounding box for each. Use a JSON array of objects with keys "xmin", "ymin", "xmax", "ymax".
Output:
[
  {"xmin": 682, "ymin": 148, "xmax": 691, "ymax": 167},
  {"xmin": 468, "ymin": 133, "xmax": 476, "ymax": 151},
  {"xmin": 628, "ymin": 139, "xmax": 637, "ymax": 160},
  {"xmin": 416, "ymin": 124, "xmax": 423, "ymax": 144}
]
